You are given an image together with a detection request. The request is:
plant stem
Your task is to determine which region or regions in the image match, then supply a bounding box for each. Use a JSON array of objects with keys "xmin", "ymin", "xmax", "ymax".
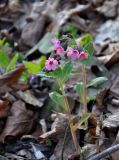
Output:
[
  {"xmin": 61, "ymin": 123, "xmax": 70, "ymax": 160},
  {"xmin": 57, "ymin": 79, "xmax": 79, "ymax": 152},
  {"xmin": 82, "ymin": 64, "xmax": 87, "ymax": 127}
]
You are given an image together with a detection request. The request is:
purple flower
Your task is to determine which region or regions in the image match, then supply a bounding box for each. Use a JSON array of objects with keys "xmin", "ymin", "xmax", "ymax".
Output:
[
  {"xmin": 67, "ymin": 49, "xmax": 80, "ymax": 60},
  {"xmin": 55, "ymin": 45, "xmax": 64, "ymax": 56},
  {"xmin": 51, "ymin": 38, "xmax": 60, "ymax": 46},
  {"xmin": 45, "ymin": 57, "xmax": 58, "ymax": 71},
  {"xmin": 79, "ymin": 51, "xmax": 88, "ymax": 60}
]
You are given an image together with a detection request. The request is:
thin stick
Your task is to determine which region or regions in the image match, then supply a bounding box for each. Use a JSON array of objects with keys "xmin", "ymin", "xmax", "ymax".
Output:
[{"xmin": 88, "ymin": 144, "xmax": 119, "ymax": 160}]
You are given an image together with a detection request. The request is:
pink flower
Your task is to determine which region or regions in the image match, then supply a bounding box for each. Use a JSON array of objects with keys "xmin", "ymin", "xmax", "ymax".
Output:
[
  {"xmin": 55, "ymin": 45, "xmax": 64, "ymax": 56},
  {"xmin": 79, "ymin": 51, "xmax": 88, "ymax": 60},
  {"xmin": 67, "ymin": 49, "xmax": 80, "ymax": 60},
  {"xmin": 45, "ymin": 58, "xmax": 58, "ymax": 71},
  {"xmin": 51, "ymin": 38, "xmax": 60, "ymax": 46}
]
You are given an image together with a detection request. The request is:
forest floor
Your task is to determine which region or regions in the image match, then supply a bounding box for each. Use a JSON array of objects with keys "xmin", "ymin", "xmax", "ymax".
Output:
[{"xmin": 0, "ymin": 0, "xmax": 119, "ymax": 160}]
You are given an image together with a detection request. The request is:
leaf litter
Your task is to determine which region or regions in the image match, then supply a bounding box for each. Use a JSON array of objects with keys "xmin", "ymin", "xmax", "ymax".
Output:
[{"xmin": 0, "ymin": 0, "xmax": 119, "ymax": 160}]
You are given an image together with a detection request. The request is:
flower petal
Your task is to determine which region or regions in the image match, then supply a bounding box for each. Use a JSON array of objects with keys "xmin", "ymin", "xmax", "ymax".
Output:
[{"xmin": 79, "ymin": 51, "xmax": 88, "ymax": 60}]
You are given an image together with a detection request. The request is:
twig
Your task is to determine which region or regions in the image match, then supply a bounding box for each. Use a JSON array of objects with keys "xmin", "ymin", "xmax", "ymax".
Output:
[{"xmin": 88, "ymin": 144, "xmax": 119, "ymax": 160}]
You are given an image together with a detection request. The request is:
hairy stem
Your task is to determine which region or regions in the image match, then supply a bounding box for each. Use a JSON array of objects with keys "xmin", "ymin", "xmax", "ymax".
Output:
[
  {"xmin": 57, "ymin": 79, "xmax": 79, "ymax": 152},
  {"xmin": 82, "ymin": 64, "xmax": 87, "ymax": 127}
]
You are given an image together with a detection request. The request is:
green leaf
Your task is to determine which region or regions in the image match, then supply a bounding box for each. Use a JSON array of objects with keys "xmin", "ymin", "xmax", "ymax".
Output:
[
  {"xmin": 67, "ymin": 38, "xmax": 77, "ymax": 48},
  {"xmin": 49, "ymin": 91, "xmax": 64, "ymax": 108},
  {"xmin": 38, "ymin": 71, "xmax": 54, "ymax": 78},
  {"xmin": 76, "ymin": 82, "xmax": 84, "ymax": 103},
  {"xmin": 20, "ymin": 71, "xmax": 29, "ymax": 82},
  {"xmin": 38, "ymin": 56, "xmax": 46, "ymax": 69},
  {"xmin": 73, "ymin": 113, "xmax": 90, "ymax": 130},
  {"xmin": 76, "ymin": 82, "xmax": 96, "ymax": 103},
  {"xmin": 80, "ymin": 57, "xmax": 96, "ymax": 65},
  {"xmin": 53, "ymin": 67, "xmax": 63, "ymax": 79},
  {"xmin": 0, "ymin": 50, "xmax": 9, "ymax": 69},
  {"xmin": 84, "ymin": 42, "xmax": 94, "ymax": 57},
  {"xmin": 87, "ymin": 77, "xmax": 108, "ymax": 87},
  {"xmin": 6, "ymin": 53, "xmax": 19, "ymax": 72},
  {"xmin": 38, "ymin": 61, "xmax": 72, "ymax": 83},
  {"xmin": 61, "ymin": 61, "xmax": 73, "ymax": 83},
  {"xmin": 78, "ymin": 113, "xmax": 90, "ymax": 128},
  {"xmin": 23, "ymin": 56, "xmax": 46, "ymax": 74},
  {"xmin": 23, "ymin": 61, "xmax": 39, "ymax": 74},
  {"xmin": 87, "ymin": 88, "xmax": 97, "ymax": 103},
  {"xmin": 0, "ymin": 38, "xmax": 5, "ymax": 46},
  {"xmin": 80, "ymin": 34, "xmax": 94, "ymax": 56}
]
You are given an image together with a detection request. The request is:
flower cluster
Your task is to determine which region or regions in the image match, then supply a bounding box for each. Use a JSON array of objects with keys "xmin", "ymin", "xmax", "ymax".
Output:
[{"xmin": 45, "ymin": 38, "xmax": 89, "ymax": 71}]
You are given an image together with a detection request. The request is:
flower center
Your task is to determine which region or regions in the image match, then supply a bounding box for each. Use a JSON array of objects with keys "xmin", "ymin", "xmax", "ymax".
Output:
[
  {"xmin": 49, "ymin": 61, "xmax": 54, "ymax": 65},
  {"xmin": 73, "ymin": 50, "xmax": 78, "ymax": 54}
]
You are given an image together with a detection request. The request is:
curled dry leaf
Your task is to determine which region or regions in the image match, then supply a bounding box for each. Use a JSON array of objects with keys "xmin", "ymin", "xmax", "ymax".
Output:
[{"xmin": 0, "ymin": 100, "xmax": 34, "ymax": 142}]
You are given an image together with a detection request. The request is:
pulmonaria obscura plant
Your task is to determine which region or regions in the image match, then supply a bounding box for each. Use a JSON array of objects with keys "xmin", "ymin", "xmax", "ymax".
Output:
[{"xmin": 38, "ymin": 34, "xmax": 108, "ymax": 155}]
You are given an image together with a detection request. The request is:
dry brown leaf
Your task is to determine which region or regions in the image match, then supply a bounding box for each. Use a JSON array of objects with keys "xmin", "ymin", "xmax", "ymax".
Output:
[
  {"xmin": 96, "ymin": 88, "xmax": 109, "ymax": 112},
  {"xmin": 111, "ymin": 75, "xmax": 119, "ymax": 98},
  {"xmin": 0, "ymin": 65, "xmax": 25, "ymax": 87},
  {"xmin": 103, "ymin": 115, "xmax": 119, "ymax": 129},
  {"xmin": 0, "ymin": 100, "xmax": 34, "ymax": 142},
  {"xmin": 11, "ymin": 82, "xmax": 29, "ymax": 91},
  {"xmin": 16, "ymin": 90, "xmax": 43, "ymax": 107},
  {"xmin": 50, "ymin": 134, "xmax": 76, "ymax": 160},
  {"xmin": 96, "ymin": 0, "xmax": 118, "ymax": 18},
  {"xmin": 98, "ymin": 52, "xmax": 119, "ymax": 68},
  {"xmin": 39, "ymin": 113, "xmax": 69, "ymax": 140},
  {"xmin": 0, "ymin": 100, "xmax": 9, "ymax": 118},
  {"xmin": 0, "ymin": 85, "xmax": 13, "ymax": 96}
]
